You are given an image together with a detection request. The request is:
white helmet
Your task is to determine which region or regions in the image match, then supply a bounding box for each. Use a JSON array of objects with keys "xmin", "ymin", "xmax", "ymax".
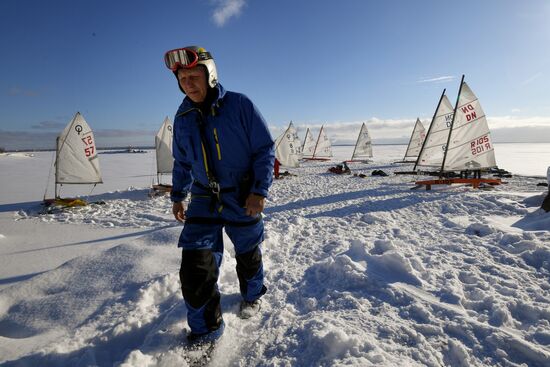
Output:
[{"xmin": 164, "ymin": 46, "xmax": 218, "ymax": 89}]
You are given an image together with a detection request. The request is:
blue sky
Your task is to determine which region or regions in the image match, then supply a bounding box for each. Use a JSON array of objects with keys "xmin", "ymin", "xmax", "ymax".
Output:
[{"xmin": 1, "ymin": 0, "xmax": 549, "ymax": 150}]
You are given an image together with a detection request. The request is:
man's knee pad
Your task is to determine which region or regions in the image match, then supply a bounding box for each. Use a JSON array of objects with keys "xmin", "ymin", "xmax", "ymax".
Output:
[
  {"xmin": 235, "ymin": 246, "xmax": 264, "ymax": 295},
  {"xmin": 180, "ymin": 249, "xmax": 219, "ymax": 309}
]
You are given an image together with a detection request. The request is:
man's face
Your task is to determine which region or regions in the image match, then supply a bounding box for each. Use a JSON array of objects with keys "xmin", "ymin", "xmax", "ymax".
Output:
[{"xmin": 177, "ymin": 66, "xmax": 208, "ymax": 103}]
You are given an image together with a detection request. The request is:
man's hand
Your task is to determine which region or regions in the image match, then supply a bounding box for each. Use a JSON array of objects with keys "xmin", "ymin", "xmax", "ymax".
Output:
[
  {"xmin": 244, "ymin": 193, "xmax": 265, "ymax": 217},
  {"xmin": 172, "ymin": 201, "xmax": 186, "ymax": 222}
]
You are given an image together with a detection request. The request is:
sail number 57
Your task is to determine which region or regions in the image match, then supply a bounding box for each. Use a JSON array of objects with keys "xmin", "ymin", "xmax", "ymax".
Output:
[{"xmin": 82, "ymin": 135, "xmax": 96, "ymax": 157}]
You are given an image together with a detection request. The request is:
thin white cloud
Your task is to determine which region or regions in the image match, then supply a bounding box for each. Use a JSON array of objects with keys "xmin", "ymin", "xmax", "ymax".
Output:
[
  {"xmin": 511, "ymin": 108, "xmax": 521, "ymax": 114},
  {"xmin": 417, "ymin": 76, "xmax": 456, "ymax": 84},
  {"xmin": 521, "ymin": 72, "xmax": 543, "ymax": 86},
  {"xmin": 212, "ymin": 0, "xmax": 246, "ymax": 27}
]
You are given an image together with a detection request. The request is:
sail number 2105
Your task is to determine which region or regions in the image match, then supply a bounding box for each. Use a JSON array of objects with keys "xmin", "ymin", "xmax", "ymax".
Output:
[
  {"xmin": 470, "ymin": 135, "xmax": 491, "ymax": 155},
  {"xmin": 82, "ymin": 135, "xmax": 96, "ymax": 157}
]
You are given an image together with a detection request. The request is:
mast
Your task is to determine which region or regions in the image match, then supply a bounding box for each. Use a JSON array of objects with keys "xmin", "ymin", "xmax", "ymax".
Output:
[
  {"xmin": 403, "ymin": 121, "xmax": 415, "ymax": 161},
  {"xmin": 440, "ymin": 74, "xmax": 465, "ymax": 175},
  {"xmin": 302, "ymin": 128, "xmax": 310, "ymax": 151},
  {"xmin": 275, "ymin": 123, "xmax": 292, "ymax": 151},
  {"xmin": 312, "ymin": 125, "xmax": 324, "ymax": 159},
  {"xmin": 414, "ymin": 89, "xmax": 446, "ymax": 171},
  {"xmin": 55, "ymin": 136, "xmax": 59, "ymax": 199}
]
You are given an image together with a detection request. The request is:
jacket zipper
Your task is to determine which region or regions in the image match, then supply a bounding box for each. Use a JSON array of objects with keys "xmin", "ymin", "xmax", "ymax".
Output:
[{"xmin": 213, "ymin": 128, "xmax": 222, "ymax": 160}]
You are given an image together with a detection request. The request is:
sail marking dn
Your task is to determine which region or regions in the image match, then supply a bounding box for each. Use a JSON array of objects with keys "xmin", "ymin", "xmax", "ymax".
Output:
[{"xmin": 56, "ymin": 112, "xmax": 102, "ymax": 184}]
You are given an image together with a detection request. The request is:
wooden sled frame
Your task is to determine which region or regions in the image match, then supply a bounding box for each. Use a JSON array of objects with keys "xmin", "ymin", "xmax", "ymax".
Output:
[
  {"xmin": 415, "ymin": 178, "xmax": 502, "ymax": 190},
  {"xmin": 344, "ymin": 159, "xmax": 371, "ymax": 163},
  {"xmin": 150, "ymin": 184, "xmax": 172, "ymax": 197},
  {"xmin": 302, "ymin": 157, "xmax": 331, "ymax": 161}
]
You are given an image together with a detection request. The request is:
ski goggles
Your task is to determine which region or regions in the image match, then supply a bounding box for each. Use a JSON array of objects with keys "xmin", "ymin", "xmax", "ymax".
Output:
[{"xmin": 164, "ymin": 48, "xmax": 212, "ymax": 71}]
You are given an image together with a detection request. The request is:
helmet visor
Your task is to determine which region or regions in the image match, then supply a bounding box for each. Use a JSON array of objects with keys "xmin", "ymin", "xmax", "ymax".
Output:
[{"xmin": 164, "ymin": 48, "xmax": 199, "ymax": 71}]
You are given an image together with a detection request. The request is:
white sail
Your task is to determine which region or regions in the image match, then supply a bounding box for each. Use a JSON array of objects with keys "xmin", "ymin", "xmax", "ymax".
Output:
[
  {"xmin": 415, "ymin": 95, "xmax": 454, "ymax": 170},
  {"xmin": 403, "ymin": 118, "xmax": 426, "ymax": 159},
  {"xmin": 275, "ymin": 122, "xmax": 301, "ymax": 167},
  {"xmin": 443, "ymin": 82, "xmax": 496, "ymax": 171},
  {"xmin": 56, "ymin": 112, "xmax": 102, "ymax": 184},
  {"xmin": 155, "ymin": 117, "xmax": 174, "ymax": 174},
  {"xmin": 302, "ymin": 128, "xmax": 316, "ymax": 159},
  {"xmin": 313, "ymin": 125, "xmax": 332, "ymax": 159},
  {"xmin": 351, "ymin": 122, "xmax": 373, "ymax": 160}
]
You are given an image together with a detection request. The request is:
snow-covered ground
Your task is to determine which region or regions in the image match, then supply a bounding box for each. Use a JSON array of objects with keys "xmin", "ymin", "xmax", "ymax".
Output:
[{"xmin": 0, "ymin": 144, "xmax": 549, "ymax": 366}]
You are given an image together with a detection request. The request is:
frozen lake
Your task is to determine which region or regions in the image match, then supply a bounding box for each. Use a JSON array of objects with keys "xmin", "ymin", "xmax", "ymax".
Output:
[
  {"xmin": 1, "ymin": 143, "xmax": 549, "ymax": 207},
  {"xmin": 331, "ymin": 143, "xmax": 550, "ymax": 178}
]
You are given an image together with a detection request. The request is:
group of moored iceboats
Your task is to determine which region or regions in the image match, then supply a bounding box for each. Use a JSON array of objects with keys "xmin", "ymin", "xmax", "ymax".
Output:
[
  {"xmin": 275, "ymin": 75, "xmax": 502, "ymax": 189},
  {"xmin": 45, "ymin": 75, "xmax": 501, "ymax": 208}
]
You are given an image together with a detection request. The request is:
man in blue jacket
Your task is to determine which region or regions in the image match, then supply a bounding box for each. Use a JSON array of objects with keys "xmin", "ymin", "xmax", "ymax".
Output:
[{"xmin": 164, "ymin": 46, "xmax": 275, "ymax": 344}]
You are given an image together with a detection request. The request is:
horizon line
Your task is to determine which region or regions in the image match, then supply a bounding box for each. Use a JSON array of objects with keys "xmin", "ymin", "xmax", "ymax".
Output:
[{"xmin": 2, "ymin": 141, "xmax": 550, "ymax": 153}]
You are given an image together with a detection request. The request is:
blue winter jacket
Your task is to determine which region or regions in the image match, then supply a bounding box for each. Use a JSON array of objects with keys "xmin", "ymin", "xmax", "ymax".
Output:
[{"xmin": 171, "ymin": 84, "xmax": 275, "ymax": 203}]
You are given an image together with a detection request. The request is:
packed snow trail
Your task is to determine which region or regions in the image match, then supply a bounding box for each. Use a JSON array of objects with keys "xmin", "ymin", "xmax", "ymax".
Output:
[{"xmin": 1, "ymin": 159, "xmax": 549, "ymax": 366}]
